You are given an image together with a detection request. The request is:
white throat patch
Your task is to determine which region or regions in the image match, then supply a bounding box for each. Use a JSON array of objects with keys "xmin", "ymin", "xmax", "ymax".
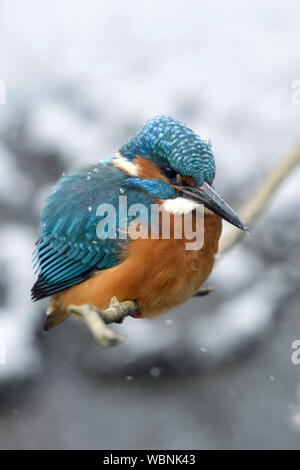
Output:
[
  {"xmin": 163, "ymin": 197, "xmax": 201, "ymax": 215},
  {"xmin": 163, "ymin": 197, "xmax": 214, "ymax": 216}
]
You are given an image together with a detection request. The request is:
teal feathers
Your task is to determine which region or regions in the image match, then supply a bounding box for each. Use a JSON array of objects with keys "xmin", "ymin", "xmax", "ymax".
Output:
[
  {"xmin": 32, "ymin": 116, "xmax": 217, "ymax": 301},
  {"xmin": 120, "ymin": 115, "xmax": 215, "ymax": 186},
  {"xmin": 32, "ymin": 162, "xmax": 154, "ymax": 300}
]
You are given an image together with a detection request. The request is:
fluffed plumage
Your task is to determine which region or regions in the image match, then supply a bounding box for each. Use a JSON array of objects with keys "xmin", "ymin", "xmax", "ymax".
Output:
[{"xmin": 32, "ymin": 116, "xmax": 246, "ymax": 331}]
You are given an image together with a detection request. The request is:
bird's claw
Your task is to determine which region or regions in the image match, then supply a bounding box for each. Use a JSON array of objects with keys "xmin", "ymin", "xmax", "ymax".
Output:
[
  {"xmin": 68, "ymin": 297, "xmax": 139, "ymax": 347},
  {"xmin": 109, "ymin": 296, "xmax": 120, "ymax": 308},
  {"xmin": 68, "ymin": 302, "xmax": 125, "ymax": 347}
]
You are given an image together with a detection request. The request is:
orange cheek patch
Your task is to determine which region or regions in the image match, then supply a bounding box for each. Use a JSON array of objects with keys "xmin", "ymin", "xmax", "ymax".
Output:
[
  {"xmin": 134, "ymin": 155, "xmax": 168, "ymax": 182},
  {"xmin": 134, "ymin": 155, "xmax": 196, "ymax": 188},
  {"xmin": 181, "ymin": 176, "xmax": 196, "ymax": 186},
  {"xmin": 173, "ymin": 175, "xmax": 196, "ymax": 192}
]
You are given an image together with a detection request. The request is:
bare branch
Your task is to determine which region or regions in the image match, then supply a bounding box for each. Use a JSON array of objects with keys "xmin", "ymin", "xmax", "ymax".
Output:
[{"xmin": 219, "ymin": 143, "xmax": 300, "ymax": 255}]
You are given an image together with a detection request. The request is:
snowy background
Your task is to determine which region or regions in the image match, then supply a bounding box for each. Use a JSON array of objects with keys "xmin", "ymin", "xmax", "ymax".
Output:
[{"xmin": 0, "ymin": 0, "xmax": 300, "ymax": 450}]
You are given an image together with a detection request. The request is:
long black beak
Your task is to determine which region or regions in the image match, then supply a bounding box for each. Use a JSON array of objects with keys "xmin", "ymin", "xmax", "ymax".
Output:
[{"xmin": 179, "ymin": 181, "xmax": 249, "ymax": 232}]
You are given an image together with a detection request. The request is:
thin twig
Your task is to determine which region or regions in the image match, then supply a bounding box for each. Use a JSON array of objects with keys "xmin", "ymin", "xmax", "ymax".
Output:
[{"xmin": 219, "ymin": 144, "xmax": 300, "ymax": 255}]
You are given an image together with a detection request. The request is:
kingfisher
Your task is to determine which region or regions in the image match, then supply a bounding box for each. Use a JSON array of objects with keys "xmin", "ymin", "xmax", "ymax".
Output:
[{"xmin": 32, "ymin": 116, "xmax": 248, "ymax": 331}]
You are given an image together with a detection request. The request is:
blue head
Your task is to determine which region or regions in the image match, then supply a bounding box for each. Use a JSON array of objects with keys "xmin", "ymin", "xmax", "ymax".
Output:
[
  {"xmin": 120, "ymin": 116, "xmax": 215, "ymax": 187},
  {"xmin": 114, "ymin": 116, "xmax": 247, "ymax": 231}
]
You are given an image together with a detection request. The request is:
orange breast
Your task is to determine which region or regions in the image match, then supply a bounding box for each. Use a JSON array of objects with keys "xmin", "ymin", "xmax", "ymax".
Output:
[{"xmin": 49, "ymin": 212, "xmax": 222, "ymax": 318}]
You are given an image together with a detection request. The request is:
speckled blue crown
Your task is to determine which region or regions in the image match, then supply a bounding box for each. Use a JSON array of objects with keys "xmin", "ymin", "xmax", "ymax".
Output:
[{"xmin": 120, "ymin": 116, "xmax": 215, "ymax": 186}]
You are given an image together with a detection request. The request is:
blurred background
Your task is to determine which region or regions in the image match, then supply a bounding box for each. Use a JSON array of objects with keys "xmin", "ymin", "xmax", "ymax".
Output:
[{"xmin": 0, "ymin": 0, "xmax": 300, "ymax": 450}]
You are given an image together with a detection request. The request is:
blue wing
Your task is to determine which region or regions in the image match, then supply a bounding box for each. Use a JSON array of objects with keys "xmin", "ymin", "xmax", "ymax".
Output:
[{"xmin": 31, "ymin": 160, "xmax": 151, "ymax": 301}]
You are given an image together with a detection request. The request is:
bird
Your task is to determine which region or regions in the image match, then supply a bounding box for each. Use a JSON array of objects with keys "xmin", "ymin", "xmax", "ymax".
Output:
[{"xmin": 32, "ymin": 116, "xmax": 248, "ymax": 331}]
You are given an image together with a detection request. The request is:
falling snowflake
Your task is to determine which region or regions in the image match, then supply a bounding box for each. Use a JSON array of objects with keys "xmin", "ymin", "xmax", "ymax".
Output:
[{"xmin": 150, "ymin": 367, "xmax": 162, "ymax": 378}]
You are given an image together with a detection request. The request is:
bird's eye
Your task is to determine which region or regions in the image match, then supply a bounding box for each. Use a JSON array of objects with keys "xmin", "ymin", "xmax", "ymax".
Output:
[{"xmin": 162, "ymin": 165, "xmax": 177, "ymax": 180}]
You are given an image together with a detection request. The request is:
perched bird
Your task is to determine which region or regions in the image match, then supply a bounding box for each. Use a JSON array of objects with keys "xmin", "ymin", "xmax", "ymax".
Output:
[{"xmin": 32, "ymin": 116, "xmax": 248, "ymax": 331}]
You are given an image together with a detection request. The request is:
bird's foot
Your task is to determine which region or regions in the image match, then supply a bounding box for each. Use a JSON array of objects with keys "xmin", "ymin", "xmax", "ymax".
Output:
[
  {"xmin": 193, "ymin": 285, "xmax": 215, "ymax": 297},
  {"xmin": 67, "ymin": 297, "xmax": 139, "ymax": 347},
  {"xmin": 101, "ymin": 296, "xmax": 140, "ymax": 324}
]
